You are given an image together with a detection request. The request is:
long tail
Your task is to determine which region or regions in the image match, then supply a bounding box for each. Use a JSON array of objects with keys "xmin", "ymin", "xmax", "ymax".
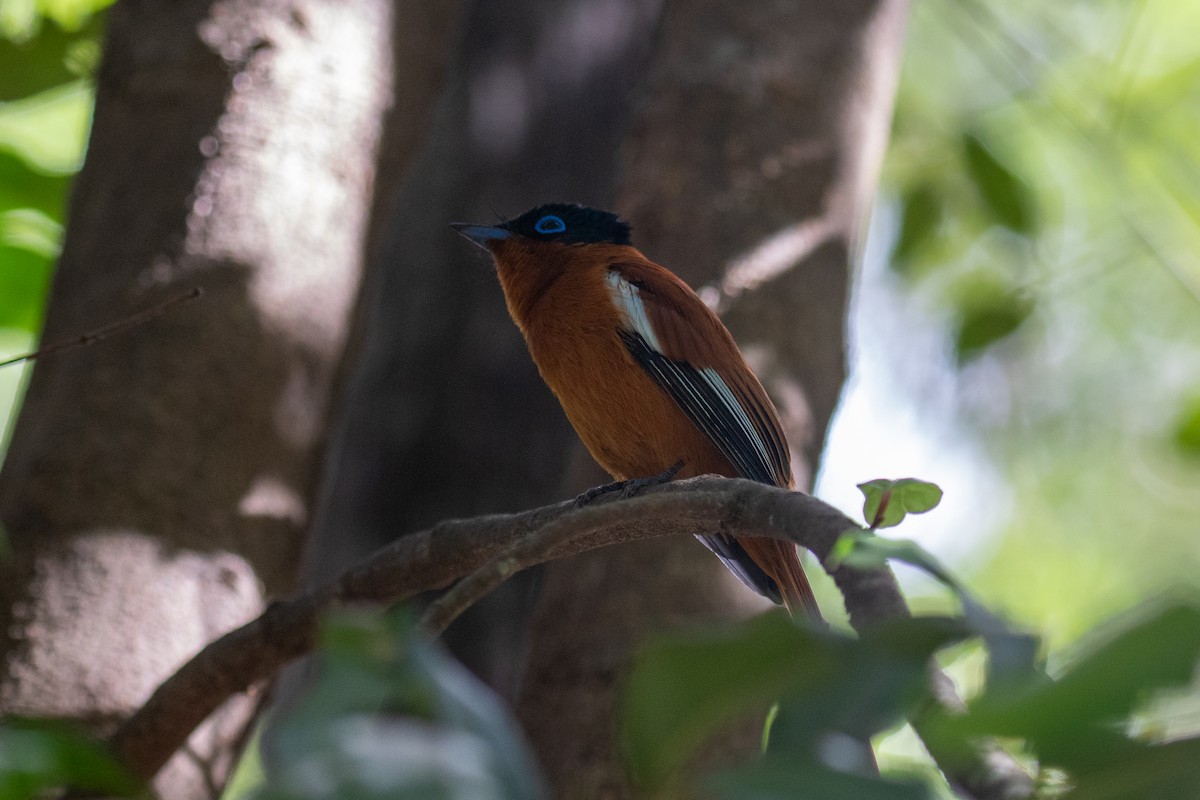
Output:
[{"xmin": 739, "ymin": 536, "xmax": 822, "ymax": 620}]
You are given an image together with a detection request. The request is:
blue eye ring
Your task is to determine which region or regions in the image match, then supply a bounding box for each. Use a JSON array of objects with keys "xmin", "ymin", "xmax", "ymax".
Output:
[{"xmin": 534, "ymin": 214, "xmax": 567, "ymax": 235}]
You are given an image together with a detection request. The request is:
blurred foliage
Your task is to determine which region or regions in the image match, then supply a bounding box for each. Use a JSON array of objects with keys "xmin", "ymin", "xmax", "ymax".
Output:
[
  {"xmin": 879, "ymin": 0, "xmax": 1200, "ymax": 729},
  {"xmin": 623, "ymin": 528, "xmax": 1200, "ymax": 799},
  {"xmin": 885, "ymin": 0, "xmax": 1200, "ymax": 373},
  {"xmin": 0, "ymin": 0, "xmax": 112, "ymax": 41},
  {"xmin": 0, "ymin": 718, "xmax": 137, "ymax": 799},
  {"xmin": 623, "ymin": 612, "xmax": 962, "ymax": 799},
  {"xmin": 879, "ymin": 6, "xmax": 1200, "ymax": 782},
  {"xmin": 0, "ymin": 609, "xmax": 546, "ymax": 799},
  {"xmin": 835, "ymin": 491, "xmax": 1041, "ymax": 695},
  {"xmin": 254, "ymin": 608, "xmax": 546, "ymax": 800},
  {"xmin": 960, "ymin": 131, "xmax": 1037, "ymax": 238},
  {"xmin": 1171, "ymin": 393, "xmax": 1200, "ymax": 458}
]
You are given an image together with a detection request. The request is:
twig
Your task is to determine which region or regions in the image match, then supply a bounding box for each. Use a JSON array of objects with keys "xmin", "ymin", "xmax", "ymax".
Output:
[
  {"xmin": 106, "ymin": 476, "xmax": 1031, "ymax": 799},
  {"xmin": 0, "ymin": 287, "xmax": 203, "ymax": 369}
]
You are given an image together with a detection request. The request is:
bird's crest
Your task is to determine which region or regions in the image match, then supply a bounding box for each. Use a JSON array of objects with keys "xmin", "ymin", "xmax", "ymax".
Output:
[{"xmin": 501, "ymin": 203, "xmax": 631, "ymax": 246}]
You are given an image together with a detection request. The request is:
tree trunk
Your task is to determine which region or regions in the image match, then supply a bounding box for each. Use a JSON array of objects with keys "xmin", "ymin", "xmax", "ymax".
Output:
[
  {"xmin": 0, "ymin": 2, "xmax": 393, "ymax": 797},
  {"xmin": 295, "ymin": 0, "xmax": 663, "ymax": 698},
  {"xmin": 516, "ymin": 1, "xmax": 911, "ymax": 796}
]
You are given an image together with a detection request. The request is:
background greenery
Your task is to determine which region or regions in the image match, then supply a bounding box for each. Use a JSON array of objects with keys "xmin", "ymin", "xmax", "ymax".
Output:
[
  {"xmin": 1, "ymin": 0, "xmax": 1198, "ymax": 797},
  {"xmin": 885, "ymin": 0, "xmax": 1200, "ymax": 647}
]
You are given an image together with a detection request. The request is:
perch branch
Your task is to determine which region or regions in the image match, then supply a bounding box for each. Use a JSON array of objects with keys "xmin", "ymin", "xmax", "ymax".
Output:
[{"xmin": 106, "ymin": 475, "xmax": 1031, "ymax": 800}]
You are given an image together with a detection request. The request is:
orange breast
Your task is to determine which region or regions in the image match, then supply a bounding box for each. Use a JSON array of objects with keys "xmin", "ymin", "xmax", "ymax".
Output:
[{"xmin": 516, "ymin": 259, "xmax": 732, "ymax": 481}]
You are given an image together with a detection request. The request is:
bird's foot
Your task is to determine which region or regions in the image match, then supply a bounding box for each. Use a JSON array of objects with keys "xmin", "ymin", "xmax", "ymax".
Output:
[
  {"xmin": 573, "ymin": 479, "xmax": 626, "ymax": 507},
  {"xmin": 619, "ymin": 459, "xmax": 684, "ymax": 498},
  {"xmin": 574, "ymin": 460, "xmax": 683, "ymax": 507}
]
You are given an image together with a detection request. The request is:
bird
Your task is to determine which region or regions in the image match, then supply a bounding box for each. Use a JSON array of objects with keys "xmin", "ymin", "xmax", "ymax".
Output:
[{"xmin": 452, "ymin": 203, "xmax": 819, "ymax": 618}]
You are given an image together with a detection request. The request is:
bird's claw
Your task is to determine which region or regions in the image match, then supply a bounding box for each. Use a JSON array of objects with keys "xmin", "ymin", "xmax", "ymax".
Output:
[
  {"xmin": 573, "ymin": 460, "xmax": 684, "ymax": 508},
  {"xmin": 573, "ymin": 479, "xmax": 626, "ymax": 508}
]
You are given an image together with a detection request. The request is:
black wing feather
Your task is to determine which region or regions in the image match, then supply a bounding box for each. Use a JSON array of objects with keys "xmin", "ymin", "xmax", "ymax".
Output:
[
  {"xmin": 619, "ymin": 328, "xmax": 790, "ymax": 602},
  {"xmin": 618, "ymin": 329, "xmax": 777, "ymax": 484}
]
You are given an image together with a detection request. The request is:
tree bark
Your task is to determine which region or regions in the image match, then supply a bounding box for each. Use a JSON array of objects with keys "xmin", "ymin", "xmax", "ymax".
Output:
[
  {"xmin": 0, "ymin": 2, "xmax": 394, "ymax": 797},
  {"xmin": 516, "ymin": 1, "xmax": 910, "ymax": 796}
]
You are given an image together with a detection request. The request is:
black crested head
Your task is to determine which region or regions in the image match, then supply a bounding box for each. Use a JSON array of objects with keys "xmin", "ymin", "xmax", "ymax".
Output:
[{"xmin": 500, "ymin": 203, "xmax": 631, "ymax": 245}]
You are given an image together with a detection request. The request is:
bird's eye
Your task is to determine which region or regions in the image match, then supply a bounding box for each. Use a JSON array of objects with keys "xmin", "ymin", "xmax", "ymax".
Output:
[{"xmin": 534, "ymin": 214, "xmax": 567, "ymax": 234}]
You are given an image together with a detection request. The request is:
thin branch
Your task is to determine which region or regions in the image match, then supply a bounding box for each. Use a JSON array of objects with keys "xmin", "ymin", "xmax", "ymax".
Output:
[
  {"xmin": 419, "ymin": 486, "xmax": 724, "ymax": 636},
  {"xmin": 0, "ymin": 287, "xmax": 204, "ymax": 369},
  {"xmin": 106, "ymin": 476, "xmax": 1031, "ymax": 799}
]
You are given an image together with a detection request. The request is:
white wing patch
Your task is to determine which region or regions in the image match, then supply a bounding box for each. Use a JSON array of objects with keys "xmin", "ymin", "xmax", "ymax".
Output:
[{"xmin": 605, "ymin": 270, "xmax": 663, "ymax": 352}]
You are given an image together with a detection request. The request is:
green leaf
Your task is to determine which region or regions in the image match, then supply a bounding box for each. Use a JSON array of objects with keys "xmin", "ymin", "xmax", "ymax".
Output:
[
  {"xmin": 0, "ymin": 79, "xmax": 93, "ymax": 173},
  {"xmin": 856, "ymin": 478, "xmax": 943, "ymax": 529},
  {"xmin": 944, "ymin": 604, "xmax": 1200, "ymax": 772},
  {"xmin": 0, "ymin": 243, "xmax": 52, "ymax": 331},
  {"xmin": 0, "ymin": 719, "xmax": 139, "ymax": 799},
  {"xmin": 857, "ymin": 479, "xmax": 901, "ymax": 529},
  {"xmin": 953, "ymin": 291, "xmax": 1033, "ymax": 362},
  {"xmin": 35, "ymin": 0, "xmax": 114, "ymax": 32},
  {"xmin": 892, "ymin": 184, "xmax": 943, "ymax": 268},
  {"xmin": 0, "ymin": 11, "xmax": 104, "ymax": 92},
  {"xmin": 264, "ymin": 608, "xmax": 545, "ymax": 800},
  {"xmin": 1064, "ymin": 736, "xmax": 1200, "ymax": 800},
  {"xmin": 767, "ymin": 616, "xmax": 972, "ymax": 755},
  {"xmin": 1, "ymin": 208, "xmax": 61, "ymax": 257},
  {"xmin": 622, "ymin": 612, "xmax": 835, "ymax": 791},
  {"xmin": 761, "ymin": 702, "xmax": 778, "ymax": 753},
  {"xmin": 707, "ymin": 755, "xmax": 936, "ymax": 800},
  {"xmin": 0, "ymin": 149, "xmax": 71, "ymax": 218},
  {"xmin": 962, "ymin": 131, "xmax": 1036, "ymax": 235},
  {"xmin": 1171, "ymin": 394, "xmax": 1200, "ymax": 458},
  {"xmin": 828, "ymin": 527, "xmax": 867, "ymax": 566},
  {"xmin": 893, "ymin": 478, "xmax": 943, "ymax": 513},
  {"xmin": 622, "ymin": 613, "xmax": 970, "ymax": 793},
  {"xmin": 962, "ymin": 594, "xmax": 1043, "ymax": 690},
  {"xmin": 829, "ymin": 531, "xmax": 954, "ymax": 586},
  {"xmin": 0, "ymin": 0, "xmax": 37, "ymax": 43}
]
